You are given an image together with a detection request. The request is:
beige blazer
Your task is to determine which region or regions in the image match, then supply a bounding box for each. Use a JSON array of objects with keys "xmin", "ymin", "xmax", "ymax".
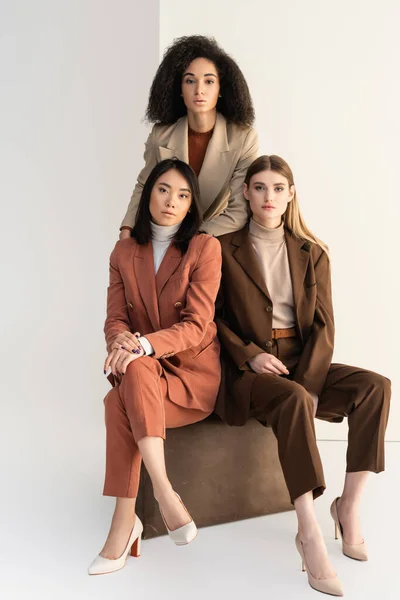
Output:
[{"xmin": 121, "ymin": 113, "xmax": 258, "ymax": 236}]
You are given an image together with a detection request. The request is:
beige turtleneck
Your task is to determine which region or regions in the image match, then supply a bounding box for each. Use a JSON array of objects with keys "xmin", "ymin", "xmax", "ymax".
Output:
[{"xmin": 249, "ymin": 218, "xmax": 296, "ymax": 329}]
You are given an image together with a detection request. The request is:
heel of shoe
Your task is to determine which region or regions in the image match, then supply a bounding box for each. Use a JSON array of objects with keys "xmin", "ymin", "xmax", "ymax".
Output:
[
  {"xmin": 130, "ymin": 534, "xmax": 142, "ymax": 558},
  {"xmin": 334, "ymin": 521, "xmax": 339, "ymax": 540}
]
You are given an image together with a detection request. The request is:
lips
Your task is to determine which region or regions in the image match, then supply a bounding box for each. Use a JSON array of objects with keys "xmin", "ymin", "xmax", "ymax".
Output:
[{"xmin": 162, "ymin": 211, "xmax": 175, "ymax": 216}]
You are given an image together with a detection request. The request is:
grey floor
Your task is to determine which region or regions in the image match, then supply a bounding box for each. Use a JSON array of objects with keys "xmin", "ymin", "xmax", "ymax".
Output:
[{"xmin": 4, "ymin": 441, "xmax": 400, "ymax": 600}]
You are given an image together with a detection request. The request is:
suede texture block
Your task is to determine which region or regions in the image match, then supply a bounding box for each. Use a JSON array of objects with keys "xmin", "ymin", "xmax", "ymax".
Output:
[{"xmin": 136, "ymin": 414, "xmax": 293, "ymax": 539}]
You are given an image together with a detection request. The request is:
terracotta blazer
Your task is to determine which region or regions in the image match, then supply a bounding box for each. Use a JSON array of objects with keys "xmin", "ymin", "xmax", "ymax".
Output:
[
  {"xmin": 120, "ymin": 113, "xmax": 258, "ymax": 236},
  {"xmin": 214, "ymin": 225, "xmax": 335, "ymax": 426},
  {"xmin": 104, "ymin": 233, "xmax": 222, "ymax": 413}
]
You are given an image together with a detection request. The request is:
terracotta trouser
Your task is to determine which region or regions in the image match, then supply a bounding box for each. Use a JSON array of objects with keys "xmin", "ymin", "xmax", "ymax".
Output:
[
  {"xmin": 249, "ymin": 337, "xmax": 391, "ymax": 503},
  {"xmin": 103, "ymin": 357, "xmax": 210, "ymax": 498}
]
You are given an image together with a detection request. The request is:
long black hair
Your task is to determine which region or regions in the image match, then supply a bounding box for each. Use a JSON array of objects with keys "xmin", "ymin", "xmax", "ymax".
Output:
[
  {"xmin": 131, "ymin": 159, "xmax": 202, "ymax": 254},
  {"xmin": 145, "ymin": 35, "xmax": 255, "ymax": 127}
]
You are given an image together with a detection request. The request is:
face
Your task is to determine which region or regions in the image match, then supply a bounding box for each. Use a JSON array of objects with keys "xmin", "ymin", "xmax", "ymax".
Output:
[
  {"xmin": 181, "ymin": 57, "xmax": 220, "ymax": 115},
  {"xmin": 244, "ymin": 170, "xmax": 295, "ymax": 229},
  {"xmin": 149, "ymin": 168, "xmax": 192, "ymax": 226}
]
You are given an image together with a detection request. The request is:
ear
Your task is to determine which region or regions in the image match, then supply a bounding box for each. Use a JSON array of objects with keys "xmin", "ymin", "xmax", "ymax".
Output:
[
  {"xmin": 243, "ymin": 183, "xmax": 250, "ymax": 202},
  {"xmin": 288, "ymin": 184, "xmax": 295, "ymax": 203}
]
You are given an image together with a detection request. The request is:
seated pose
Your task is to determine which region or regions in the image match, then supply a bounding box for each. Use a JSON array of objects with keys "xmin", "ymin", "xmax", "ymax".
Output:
[
  {"xmin": 89, "ymin": 159, "xmax": 222, "ymax": 575},
  {"xmin": 215, "ymin": 155, "xmax": 391, "ymax": 596},
  {"xmin": 119, "ymin": 35, "xmax": 258, "ymax": 240}
]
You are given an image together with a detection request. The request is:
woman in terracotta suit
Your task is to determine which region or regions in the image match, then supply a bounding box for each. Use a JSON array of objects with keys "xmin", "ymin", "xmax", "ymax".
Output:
[
  {"xmin": 119, "ymin": 35, "xmax": 258, "ymax": 240},
  {"xmin": 215, "ymin": 155, "xmax": 391, "ymax": 596},
  {"xmin": 88, "ymin": 159, "xmax": 222, "ymax": 575}
]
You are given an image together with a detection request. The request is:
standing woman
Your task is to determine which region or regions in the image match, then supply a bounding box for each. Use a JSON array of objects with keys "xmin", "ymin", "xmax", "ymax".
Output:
[
  {"xmin": 215, "ymin": 155, "xmax": 390, "ymax": 596},
  {"xmin": 119, "ymin": 35, "xmax": 258, "ymax": 240},
  {"xmin": 89, "ymin": 159, "xmax": 221, "ymax": 575}
]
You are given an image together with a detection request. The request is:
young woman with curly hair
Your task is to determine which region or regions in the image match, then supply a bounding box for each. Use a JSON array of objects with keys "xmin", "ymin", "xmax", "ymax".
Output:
[
  {"xmin": 119, "ymin": 35, "xmax": 258, "ymax": 239},
  {"xmin": 215, "ymin": 155, "xmax": 391, "ymax": 596}
]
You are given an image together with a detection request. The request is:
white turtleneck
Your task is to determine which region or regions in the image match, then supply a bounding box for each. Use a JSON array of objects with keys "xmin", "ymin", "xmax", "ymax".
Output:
[
  {"xmin": 249, "ymin": 218, "xmax": 296, "ymax": 329},
  {"xmin": 138, "ymin": 220, "xmax": 183, "ymax": 356},
  {"xmin": 150, "ymin": 220, "xmax": 182, "ymax": 274}
]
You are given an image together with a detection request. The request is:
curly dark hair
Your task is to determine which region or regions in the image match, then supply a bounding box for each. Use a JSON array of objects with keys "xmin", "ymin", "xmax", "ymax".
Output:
[{"xmin": 145, "ymin": 35, "xmax": 255, "ymax": 127}]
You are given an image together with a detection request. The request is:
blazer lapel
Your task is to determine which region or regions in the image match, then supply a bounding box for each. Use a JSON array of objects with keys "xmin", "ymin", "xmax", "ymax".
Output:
[
  {"xmin": 285, "ymin": 229, "xmax": 310, "ymax": 328},
  {"xmin": 198, "ymin": 113, "xmax": 234, "ymax": 213},
  {"xmin": 133, "ymin": 243, "xmax": 161, "ymax": 331},
  {"xmin": 156, "ymin": 243, "xmax": 184, "ymax": 297},
  {"xmin": 159, "ymin": 117, "xmax": 188, "ymax": 163},
  {"xmin": 232, "ymin": 227, "xmax": 271, "ymax": 301}
]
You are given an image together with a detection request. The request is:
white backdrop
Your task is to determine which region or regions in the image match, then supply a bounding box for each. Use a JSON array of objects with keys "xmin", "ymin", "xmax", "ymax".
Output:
[
  {"xmin": 0, "ymin": 1, "xmax": 159, "ymax": 595},
  {"xmin": 160, "ymin": 0, "xmax": 400, "ymax": 441}
]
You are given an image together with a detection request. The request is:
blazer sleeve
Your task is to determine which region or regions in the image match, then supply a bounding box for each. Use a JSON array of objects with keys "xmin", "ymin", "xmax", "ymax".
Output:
[
  {"xmin": 293, "ymin": 250, "xmax": 335, "ymax": 395},
  {"xmin": 103, "ymin": 242, "xmax": 131, "ymax": 352},
  {"xmin": 215, "ymin": 283, "xmax": 265, "ymax": 370},
  {"xmin": 145, "ymin": 236, "xmax": 222, "ymax": 358},
  {"xmin": 200, "ymin": 128, "xmax": 259, "ymax": 237},
  {"xmin": 120, "ymin": 126, "xmax": 159, "ymax": 229}
]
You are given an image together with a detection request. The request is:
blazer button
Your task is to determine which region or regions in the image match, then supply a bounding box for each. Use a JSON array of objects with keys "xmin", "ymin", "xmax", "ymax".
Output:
[
  {"xmin": 128, "ymin": 302, "xmax": 133, "ymax": 309},
  {"xmin": 265, "ymin": 306, "xmax": 273, "ymax": 313},
  {"xmin": 265, "ymin": 341, "xmax": 273, "ymax": 348},
  {"xmin": 174, "ymin": 302, "xmax": 183, "ymax": 308}
]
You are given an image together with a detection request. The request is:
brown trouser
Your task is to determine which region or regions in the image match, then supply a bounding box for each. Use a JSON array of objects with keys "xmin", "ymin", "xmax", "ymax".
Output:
[
  {"xmin": 249, "ymin": 337, "xmax": 391, "ymax": 503},
  {"xmin": 103, "ymin": 357, "xmax": 210, "ymax": 498}
]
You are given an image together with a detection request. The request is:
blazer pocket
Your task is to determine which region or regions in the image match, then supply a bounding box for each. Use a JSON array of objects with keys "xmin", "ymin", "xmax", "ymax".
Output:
[{"xmin": 191, "ymin": 340, "xmax": 214, "ymax": 359}]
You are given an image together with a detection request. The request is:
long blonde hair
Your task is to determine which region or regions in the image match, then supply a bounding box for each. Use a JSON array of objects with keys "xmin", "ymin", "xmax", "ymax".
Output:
[{"xmin": 244, "ymin": 155, "xmax": 329, "ymax": 256}]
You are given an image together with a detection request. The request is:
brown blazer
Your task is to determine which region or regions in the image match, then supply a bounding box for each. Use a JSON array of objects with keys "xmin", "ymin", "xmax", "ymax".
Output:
[
  {"xmin": 120, "ymin": 113, "xmax": 258, "ymax": 236},
  {"xmin": 104, "ymin": 233, "xmax": 222, "ymax": 413},
  {"xmin": 214, "ymin": 225, "xmax": 334, "ymax": 425}
]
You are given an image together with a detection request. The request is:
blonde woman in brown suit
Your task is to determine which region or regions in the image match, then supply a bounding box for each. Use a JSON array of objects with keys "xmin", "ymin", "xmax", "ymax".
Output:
[
  {"xmin": 215, "ymin": 155, "xmax": 391, "ymax": 596},
  {"xmin": 88, "ymin": 159, "xmax": 221, "ymax": 575},
  {"xmin": 119, "ymin": 35, "xmax": 258, "ymax": 240}
]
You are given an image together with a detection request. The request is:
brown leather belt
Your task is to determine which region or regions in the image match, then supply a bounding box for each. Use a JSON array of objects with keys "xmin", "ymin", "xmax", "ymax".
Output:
[{"xmin": 271, "ymin": 327, "xmax": 297, "ymax": 340}]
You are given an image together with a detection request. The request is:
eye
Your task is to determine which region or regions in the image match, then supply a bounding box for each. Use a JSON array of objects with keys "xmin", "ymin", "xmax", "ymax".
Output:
[
  {"xmin": 179, "ymin": 193, "xmax": 189, "ymax": 199},
  {"xmin": 275, "ymin": 187, "xmax": 284, "ymax": 192},
  {"xmin": 159, "ymin": 187, "xmax": 168, "ymax": 193},
  {"xmin": 206, "ymin": 80, "xmax": 215, "ymax": 84},
  {"xmin": 184, "ymin": 78, "xmax": 195, "ymax": 84},
  {"xmin": 255, "ymin": 185, "xmax": 265, "ymax": 191}
]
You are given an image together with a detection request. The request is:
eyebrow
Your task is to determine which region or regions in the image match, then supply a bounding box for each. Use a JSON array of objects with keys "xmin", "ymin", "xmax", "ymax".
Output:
[
  {"xmin": 253, "ymin": 181, "xmax": 287, "ymax": 186},
  {"xmin": 183, "ymin": 72, "xmax": 218, "ymax": 78},
  {"xmin": 158, "ymin": 182, "xmax": 192, "ymax": 193}
]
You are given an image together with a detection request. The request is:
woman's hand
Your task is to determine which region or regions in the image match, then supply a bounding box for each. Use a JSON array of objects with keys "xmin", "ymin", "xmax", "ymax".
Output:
[
  {"xmin": 104, "ymin": 343, "xmax": 144, "ymax": 377},
  {"xmin": 110, "ymin": 331, "xmax": 142, "ymax": 353},
  {"xmin": 248, "ymin": 352, "xmax": 289, "ymax": 376}
]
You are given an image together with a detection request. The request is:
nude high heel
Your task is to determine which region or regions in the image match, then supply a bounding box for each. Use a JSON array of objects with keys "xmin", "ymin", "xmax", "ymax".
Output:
[
  {"xmin": 295, "ymin": 534, "xmax": 344, "ymax": 596},
  {"xmin": 159, "ymin": 492, "xmax": 198, "ymax": 545},
  {"xmin": 88, "ymin": 516, "xmax": 143, "ymax": 575},
  {"xmin": 330, "ymin": 497, "xmax": 368, "ymax": 561}
]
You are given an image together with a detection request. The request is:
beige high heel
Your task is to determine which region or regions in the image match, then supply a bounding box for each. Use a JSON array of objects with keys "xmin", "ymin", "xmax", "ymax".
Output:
[
  {"xmin": 88, "ymin": 516, "xmax": 143, "ymax": 575},
  {"xmin": 159, "ymin": 492, "xmax": 198, "ymax": 545},
  {"xmin": 330, "ymin": 497, "xmax": 368, "ymax": 561},
  {"xmin": 295, "ymin": 533, "xmax": 344, "ymax": 596}
]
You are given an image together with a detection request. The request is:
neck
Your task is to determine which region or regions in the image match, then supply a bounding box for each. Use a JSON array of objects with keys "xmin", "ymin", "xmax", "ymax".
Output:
[
  {"xmin": 187, "ymin": 110, "xmax": 217, "ymax": 133},
  {"xmin": 253, "ymin": 214, "xmax": 283, "ymax": 229}
]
